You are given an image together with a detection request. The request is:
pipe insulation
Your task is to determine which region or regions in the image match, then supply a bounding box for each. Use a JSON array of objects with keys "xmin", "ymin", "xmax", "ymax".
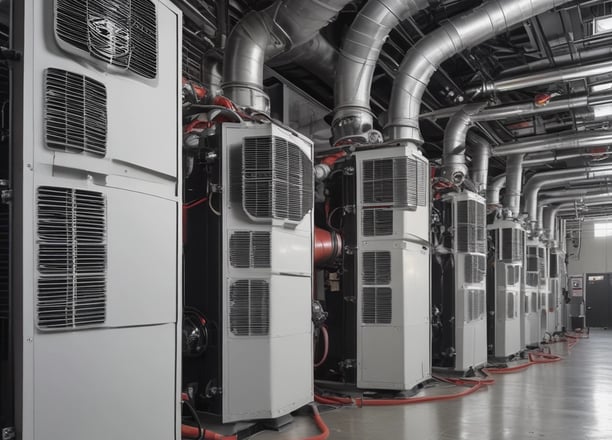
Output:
[
  {"xmin": 505, "ymin": 154, "xmax": 524, "ymax": 218},
  {"xmin": 332, "ymin": 0, "xmax": 432, "ymax": 143},
  {"xmin": 487, "ymin": 174, "xmax": 506, "ymax": 206},
  {"xmin": 467, "ymin": 132, "xmax": 491, "ymax": 195},
  {"xmin": 222, "ymin": 0, "xmax": 351, "ymax": 112},
  {"xmin": 492, "ymin": 130, "xmax": 612, "ymax": 156},
  {"xmin": 383, "ymin": 0, "xmax": 572, "ymax": 144}
]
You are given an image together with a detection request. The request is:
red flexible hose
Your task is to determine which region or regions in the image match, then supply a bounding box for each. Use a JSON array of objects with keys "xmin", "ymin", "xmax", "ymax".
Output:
[
  {"xmin": 301, "ymin": 406, "xmax": 330, "ymax": 440},
  {"xmin": 314, "ymin": 326, "xmax": 329, "ymax": 368},
  {"xmin": 315, "ymin": 381, "xmax": 486, "ymax": 407},
  {"xmin": 181, "ymin": 424, "xmax": 237, "ymax": 440}
]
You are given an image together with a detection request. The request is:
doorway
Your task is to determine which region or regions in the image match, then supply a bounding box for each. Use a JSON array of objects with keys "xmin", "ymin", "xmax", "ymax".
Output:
[{"xmin": 585, "ymin": 273, "xmax": 612, "ymax": 328}]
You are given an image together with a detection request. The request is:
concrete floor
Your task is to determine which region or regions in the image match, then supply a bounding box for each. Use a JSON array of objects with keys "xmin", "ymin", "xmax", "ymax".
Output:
[{"xmin": 253, "ymin": 329, "xmax": 611, "ymax": 440}]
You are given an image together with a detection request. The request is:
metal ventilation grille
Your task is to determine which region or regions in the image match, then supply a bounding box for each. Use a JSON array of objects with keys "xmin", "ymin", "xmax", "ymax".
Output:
[
  {"xmin": 538, "ymin": 253, "xmax": 546, "ymax": 286},
  {"xmin": 362, "ymin": 157, "xmax": 426, "ymax": 208},
  {"xmin": 37, "ymin": 187, "xmax": 106, "ymax": 330},
  {"xmin": 456, "ymin": 200, "xmax": 486, "ymax": 253},
  {"xmin": 55, "ymin": 0, "xmax": 158, "ymax": 79},
  {"xmin": 362, "ymin": 209, "xmax": 393, "ymax": 236},
  {"xmin": 501, "ymin": 228, "xmax": 523, "ymax": 261},
  {"xmin": 540, "ymin": 292, "xmax": 547, "ymax": 310},
  {"xmin": 506, "ymin": 265, "xmax": 521, "ymax": 286},
  {"xmin": 229, "ymin": 280, "xmax": 269, "ymax": 336},
  {"xmin": 45, "ymin": 68, "xmax": 107, "ymax": 156},
  {"xmin": 531, "ymin": 292, "xmax": 538, "ymax": 312},
  {"xmin": 464, "ymin": 255, "xmax": 485, "ymax": 284},
  {"xmin": 362, "ymin": 252, "xmax": 391, "ymax": 285},
  {"xmin": 0, "ymin": 206, "xmax": 8, "ymax": 320},
  {"xmin": 549, "ymin": 253, "xmax": 559, "ymax": 278},
  {"xmin": 526, "ymin": 246, "xmax": 538, "ymax": 272},
  {"xmin": 507, "ymin": 292, "xmax": 516, "ymax": 319},
  {"xmin": 362, "ymin": 287, "xmax": 392, "ymax": 324},
  {"xmin": 466, "ymin": 289, "xmax": 485, "ymax": 322},
  {"xmin": 526, "ymin": 273, "xmax": 539, "ymax": 287},
  {"xmin": 547, "ymin": 291, "xmax": 555, "ymax": 312},
  {"xmin": 242, "ymin": 136, "xmax": 313, "ymax": 223},
  {"xmin": 229, "ymin": 231, "xmax": 271, "ymax": 268}
]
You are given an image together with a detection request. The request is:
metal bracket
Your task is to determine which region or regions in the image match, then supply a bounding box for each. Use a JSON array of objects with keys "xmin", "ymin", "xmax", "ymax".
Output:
[{"xmin": 2, "ymin": 427, "xmax": 15, "ymax": 440}]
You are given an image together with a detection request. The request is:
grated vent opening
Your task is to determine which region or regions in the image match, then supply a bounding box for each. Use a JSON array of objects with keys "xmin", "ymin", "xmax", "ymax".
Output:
[
  {"xmin": 362, "ymin": 209, "xmax": 393, "ymax": 236},
  {"xmin": 229, "ymin": 231, "xmax": 271, "ymax": 268},
  {"xmin": 242, "ymin": 136, "xmax": 312, "ymax": 223},
  {"xmin": 464, "ymin": 254, "xmax": 486, "ymax": 284},
  {"xmin": 362, "ymin": 252, "xmax": 391, "ymax": 285},
  {"xmin": 229, "ymin": 280, "xmax": 270, "ymax": 336},
  {"xmin": 55, "ymin": 0, "xmax": 158, "ymax": 79},
  {"xmin": 45, "ymin": 68, "xmax": 107, "ymax": 156},
  {"xmin": 36, "ymin": 187, "xmax": 106, "ymax": 330},
  {"xmin": 456, "ymin": 199, "xmax": 486, "ymax": 253},
  {"xmin": 362, "ymin": 157, "xmax": 427, "ymax": 208},
  {"xmin": 362, "ymin": 287, "xmax": 392, "ymax": 324}
]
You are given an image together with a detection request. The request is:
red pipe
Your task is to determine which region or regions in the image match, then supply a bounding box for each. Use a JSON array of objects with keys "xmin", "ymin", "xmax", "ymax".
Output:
[
  {"xmin": 315, "ymin": 381, "xmax": 486, "ymax": 407},
  {"xmin": 320, "ymin": 151, "xmax": 347, "ymax": 168},
  {"xmin": 181, "ymin": 424, "xmax": 237, "ymax": 440},
  {"xmin": 314, "ymin": 227, "xmax": 343, "ymax": 267},
  {"xmin": 314, "ymin": 326, "xmax": 329, "ymax": 368},
  {"xmin": 301, "ymin": 406, "xmax": 330, "ymax": 440}
]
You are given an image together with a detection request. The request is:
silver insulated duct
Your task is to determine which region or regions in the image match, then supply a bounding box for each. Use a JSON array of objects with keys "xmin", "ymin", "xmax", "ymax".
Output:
[
  {"xmin": 523, "ymin": 164, "xmax": 612, "ymax": 230},
  {"xmin": 492, "ymin": 129, "xmax": 612, "ymax": 156},
  {"xmin": 442, "ymin": 93, "xmax": 612, "ymax": 182},
  {"xmin": 222, "ymin": 0, "xmax": 351, "ymax": 112},
  {"xmin": 383, "ymin": 0, "xmax": 571, "ymax": 144},
  {"xmin": 332, "ymin": 0, "xmax": 431, "ymax": 143}
]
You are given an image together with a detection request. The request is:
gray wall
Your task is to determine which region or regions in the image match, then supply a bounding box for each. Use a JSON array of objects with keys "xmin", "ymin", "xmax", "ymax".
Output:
[{"xmin": 567, "ymin": 222, "xmax": 612, "ymax": 275}]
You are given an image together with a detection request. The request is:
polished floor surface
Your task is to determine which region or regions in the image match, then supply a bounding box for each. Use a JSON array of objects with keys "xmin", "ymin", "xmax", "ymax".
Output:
[{"xmin": 253, "ymin": 330, "xmax": 610, "ymax": 440}]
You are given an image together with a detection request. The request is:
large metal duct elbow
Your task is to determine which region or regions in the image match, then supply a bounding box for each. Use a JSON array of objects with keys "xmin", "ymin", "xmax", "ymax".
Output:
[
  {"xmin": 492, "ymin": 129, "xmax": 612, "ymax": 156},
  {"xmin": 505, "ymin": 154, "xmax": 524, "ymax": 218},
  {"xmin": 523, "ymin": 164, "xmax": 612, "ymax": 230},
  {"xmin": 542, "ymin": 205, "xmax": 562, "ymax": 242},
  {"xmin": 222, "ymin": 0, "xmax": 351, "ymax": 112},
  {"xmin": 383, "ymin": 0, "xmax": 571, "ymax": 144},
  {"xmin": 332, "ymin": 0, "xmax": 432, "ymax": 143}
]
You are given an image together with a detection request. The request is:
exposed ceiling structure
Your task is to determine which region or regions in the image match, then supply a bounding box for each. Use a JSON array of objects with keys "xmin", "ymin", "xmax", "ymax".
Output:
[{"xmin": 177, "ymin": 0, "xmax": 612, "ymax": 222}]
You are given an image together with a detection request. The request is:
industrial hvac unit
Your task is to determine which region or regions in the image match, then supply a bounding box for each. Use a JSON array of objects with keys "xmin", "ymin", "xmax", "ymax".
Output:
[
  {"xmin": 7, "ymin": 1, "xmax": 182, "ymax": 439},
  {"xmin": 487, "ymin": 220, "xmax": 525, "ymax": 359},
  {"xmin": 183, "ymin": 122, "xmax": 314, "ymax": 423},
  {"xmin": 432, "ymin": 191, "xmax": 487, "ymax": 372},
  {"xmin": 354, "ymin": 147, "xmax": 431, "ymax": 390},
  {"xmin": 524, "ymin": 241, "xmax": 542, "ymax": 346},
  {"xmin": 549, "ymin": 248, "xmax": 564, "ymax": 333}
]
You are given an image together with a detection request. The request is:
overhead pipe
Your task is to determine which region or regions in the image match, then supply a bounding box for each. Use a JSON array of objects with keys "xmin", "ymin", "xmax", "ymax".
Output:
[
  {"xmin": 332, "ymin": 0, "xmax": 432, "ymax": 143},
  {"xmin": 442, "ymin": 93, "xmax": 612, "ymax": 182},
  {"xmin": 467, "ymin": 59, "xmax": 612, "ymax": 96},
  {"xmin": 546, "ymin": 196, "xmax": 612, "ymax": 241},
  {"xmin": 543, "ymin": 205, "xmax": 562, "ymax": 242},
  {"xmin": 491, "ymin": 130, "xmax": 612, "ymax": 157},
  {"xmin": 523, "ymin": 149, "xmax": 611, "ymax": 167},
  {"xmin": 501, "ymin": 46, "xmax": 612, "ymax": 76},
  {"xmin": 523, "ymin": 164, "xmax": 612, "ymax": 230},
  {"xmin": 222, "ymin": 0, "xmax": 351, "ymax": 112},
  {"xmin": 383, "ymin": 0, "xmax": 573, "ymax": 145}
]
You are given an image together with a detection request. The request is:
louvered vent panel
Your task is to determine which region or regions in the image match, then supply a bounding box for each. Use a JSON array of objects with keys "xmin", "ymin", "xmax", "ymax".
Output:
[
  {"xmin": 527, "ymin": 246, "xmax": 538, "ymax": 272},
  {"xmin": 506, "ymin": 265, "xmax": 518, "ymax": 286},
  {"xmin": 229, "ymin": 280, "xmax": 269, "ymax": 336},
  {"xmin": 362, "ymin": 287, "xmax": 392, "ymax": 324},
  {"xmin": 456, "ymin": 200, "xmax": 486, "ymax": 253},
  {"xmin": 55, "ymin": 0, "xmax": 158, "ymax": 79},
  {"xmin": 466, "ymin": 290, "xmax": 485, "ymax": 322},
  {"xmin": 540, "ymin": 293, "xmax": 547, "ymax": 309},
  {"xmin": 478, "ymin": 290, "xmax": 485, "ymax": 319},
  {"xmin": 362, "ymin": 209, "xmax": 393, "ymax": 236},
  {"xmin": 0, "ymin": 206, "xmax": 8, "ymax": 320},
  {"xmin": 242, "ymin": 136, "xmax": 312, "ymax": 222},
  {"xmin": 37, "ymin": 187, "xmax": 106, "ymax": 330},
  {"xmin": 362, "ymin": 252, "xmax": 391, "ymax": 285},
  {"xmin": 531, "ymin": 292, "xmax": 538, "ymax": 312},
  {"xmin": 45, "ymin": 68, "xmax": 107, "ymax": 156},
  {"xmin": 501, "ymin": 228, "xmax": 523, "ymax": 261},
  {"xmin": 548, "ymin": 291, "xmax": 555, "ymax": 311},
  {"xmin": 526, "ymin": 273, "xmax": 539, "ymax": 287},
  {"xmin": 362, "ymin": 157, "xmax": 426, "ymax": 208},
  {"xmin": 507, "ymin": 292, "xmax": 515, "ymax": 319},
  {"xmin": 229, "ymin": 231, "xmax": 271, "ymax": 268},
  {"xmin": 464, "ymin": 255, "xmax": 485, "ymax": 284},
  {"xmin": 549, "ymin": 253, "xmax": 559, "ymax": 277},
  {"xmin": 538, "ymin": 254, "xmax": 546, "ymax": 286}
]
